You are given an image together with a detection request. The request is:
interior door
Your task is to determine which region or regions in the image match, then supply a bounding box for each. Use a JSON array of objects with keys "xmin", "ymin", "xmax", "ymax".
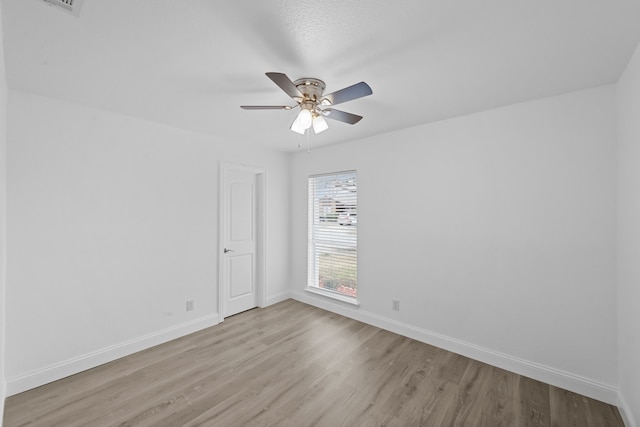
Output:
[{"xmin": 222, "ymin": 167, "xmax": 258, "ymax": 317}]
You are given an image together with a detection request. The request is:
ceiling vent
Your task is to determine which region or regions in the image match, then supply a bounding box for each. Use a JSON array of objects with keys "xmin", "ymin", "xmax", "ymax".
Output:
[{"xmin": 41, "ymin": 0, "xmax": 85, "ymax": 17}]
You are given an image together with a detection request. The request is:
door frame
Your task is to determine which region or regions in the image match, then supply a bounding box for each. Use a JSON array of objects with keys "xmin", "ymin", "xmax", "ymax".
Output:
[{"xmin": 218, "ymin": 162, "xmax": 266, "ymax": 320}]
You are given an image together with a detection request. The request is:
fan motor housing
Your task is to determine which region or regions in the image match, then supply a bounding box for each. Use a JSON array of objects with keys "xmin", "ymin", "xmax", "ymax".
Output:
[{"xmin": 293, "ymin": 78, "xmax": 326, "ymax": 102}]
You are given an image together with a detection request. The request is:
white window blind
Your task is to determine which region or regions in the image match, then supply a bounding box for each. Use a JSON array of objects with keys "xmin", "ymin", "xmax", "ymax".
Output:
[{"xmin": 308, "ymin": 171, "xmax": 357, "ymax": 300}]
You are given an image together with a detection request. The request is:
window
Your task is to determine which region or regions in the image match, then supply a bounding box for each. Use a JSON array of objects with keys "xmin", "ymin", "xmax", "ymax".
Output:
[{"xmin": 308, "ymin": 171, "xmax": 358, "ymax": 303}]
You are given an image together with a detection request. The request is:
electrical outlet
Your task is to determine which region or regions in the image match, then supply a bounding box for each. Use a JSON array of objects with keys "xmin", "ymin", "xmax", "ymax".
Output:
[
  {"xmin": 186, "ymin": 299, "xmax": 194, "ymax": 311},
  {"xmin": 392, "ymin": 299, "xmax": 400, "ymax": 311}
]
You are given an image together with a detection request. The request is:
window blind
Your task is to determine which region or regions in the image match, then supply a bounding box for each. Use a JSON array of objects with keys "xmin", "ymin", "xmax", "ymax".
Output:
[{"xmin": 308, "ymin": 171, "xmax": 357, "ymax": 298}]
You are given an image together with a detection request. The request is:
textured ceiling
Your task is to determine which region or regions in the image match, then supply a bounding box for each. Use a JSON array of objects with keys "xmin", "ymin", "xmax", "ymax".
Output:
[{"xmin": 2, "ymin": 0, "xmax": 640, "ymax": 151}]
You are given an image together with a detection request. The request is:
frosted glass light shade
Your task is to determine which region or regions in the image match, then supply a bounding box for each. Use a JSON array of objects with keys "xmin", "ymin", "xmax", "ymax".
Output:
[
  {"xmin": 313, "ymin": 115, "xmax": 329, "ymax": 134},
  {"xmin": 290, "ymin": 117, "xmax": 306, "ymax": 134},
  {"xmin": 297, "ymin": 109, "xmax": 312, "ymax": 128},
  {"xmin": 290, "ymin": 109, "xmax": 314, "ymax": 134}
]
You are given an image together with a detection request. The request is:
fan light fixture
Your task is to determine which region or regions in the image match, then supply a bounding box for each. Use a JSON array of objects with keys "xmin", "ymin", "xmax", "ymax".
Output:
[
  {"xmin": 241, "ymin": 73, "xmax": 372, "ymax": 140},
  {"xmin": 291, "ymin": 109, "xmax": 330, "ymax": 135}
]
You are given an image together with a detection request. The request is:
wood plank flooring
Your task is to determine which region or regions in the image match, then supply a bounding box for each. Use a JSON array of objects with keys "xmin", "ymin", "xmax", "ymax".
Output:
[{"xmin": 3, "ymin": 299, "xmax": 624, "ymax": 426}]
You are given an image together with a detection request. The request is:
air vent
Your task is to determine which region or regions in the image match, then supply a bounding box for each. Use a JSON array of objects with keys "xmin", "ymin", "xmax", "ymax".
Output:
[{"xmin": 41, "ymin": 0, "xmax": 84, "ymax": 17}]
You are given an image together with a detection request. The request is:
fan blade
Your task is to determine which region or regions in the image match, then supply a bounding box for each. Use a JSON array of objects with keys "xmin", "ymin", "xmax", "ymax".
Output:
[
  {"xmin": 321, "ymin": 82, "xmax": 372, "ymax": 106},
  {"xmin": 322, "ymin": 108, "xmax": 363, "ymax": 125},
  {"xmin": 266, "ymin": 72, "xmax": 303, "ymax": 99},
  {"xmin": 241, "ymin": 105, "xmax": 293, "ymax": 110}
]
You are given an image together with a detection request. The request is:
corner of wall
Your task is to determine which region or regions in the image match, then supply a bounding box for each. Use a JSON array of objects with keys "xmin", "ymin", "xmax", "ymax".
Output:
[
  {"xmin": 616, "ymin": 38, "xmax": 640, "ymax": 427},
  {"xmin": 618, "ymin": 393, "xmax": 637, "ymax": 427},
  {"xmin": 0, "ymin": 1, "xmax": 9, "ymax": 422},
  {"xmin": 265, "ymin": 291, "xmax": 292, "ymax": 307}
]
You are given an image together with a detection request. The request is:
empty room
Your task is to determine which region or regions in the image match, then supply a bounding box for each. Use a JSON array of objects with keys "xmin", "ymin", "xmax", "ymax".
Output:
[{"xmin": 1, "ymin": 0, "xmax": 640, "ymax": 426}]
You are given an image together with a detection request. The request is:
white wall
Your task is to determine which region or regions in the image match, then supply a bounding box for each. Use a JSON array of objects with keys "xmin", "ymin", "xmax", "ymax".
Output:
[
  {"xmin": 617, "ymin": 41, "xmax": 640, "ymax": 427},
  {"xmin": 5, "ymin": 91, "xmax": 290, "ymax": 394},
  {"xmin": 291, "ymin": 86, "xmax": 618, "ymax": 403},
  {"xmin": 0, "ymin": 3, "xmax": 8, "ymax": 421}
]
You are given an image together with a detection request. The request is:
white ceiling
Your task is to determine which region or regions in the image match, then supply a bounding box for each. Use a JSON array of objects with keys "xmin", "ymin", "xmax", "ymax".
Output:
[{"xmin": 2, "ymin": 0, "xmax": 640, "ymax": 152}]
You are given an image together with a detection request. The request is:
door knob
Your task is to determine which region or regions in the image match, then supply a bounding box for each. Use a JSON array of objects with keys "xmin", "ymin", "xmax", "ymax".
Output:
[{"xmin": 224, "ymin": 248, "xmax": 234, "ymax": 253}]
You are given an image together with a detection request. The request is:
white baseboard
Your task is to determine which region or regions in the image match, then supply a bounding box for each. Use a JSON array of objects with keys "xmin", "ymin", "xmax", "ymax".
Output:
[
  {"xmin": 291, "ymin": 290, "xmax": 618, "ymax": 406},
  {"xmin": 265, "ymin": 291, "xmax": 292, "ymax": 307},
  {"xmin": 619, "ymin": 392, "xmax": 637, "ymax": 427},
  {"xmin": 6, "ymin": 314, "xmax": 220, "ymax": 396}
]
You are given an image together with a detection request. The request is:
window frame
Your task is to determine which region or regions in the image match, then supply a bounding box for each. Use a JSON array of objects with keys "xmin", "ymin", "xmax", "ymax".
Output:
[{"xmin": 306, "ymin": 170, "xmax": 359, "ymax": 306}]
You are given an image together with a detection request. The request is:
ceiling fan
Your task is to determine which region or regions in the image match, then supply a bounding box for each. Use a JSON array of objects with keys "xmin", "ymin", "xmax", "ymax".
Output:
[{"xmin": 241, "ymin": 72, "xmax": 372, "ymax": 135}]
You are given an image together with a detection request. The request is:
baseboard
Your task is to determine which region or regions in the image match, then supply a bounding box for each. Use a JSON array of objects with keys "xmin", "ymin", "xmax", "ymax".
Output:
[
  {"xmin": 6, "ymin": 314, "xmax": 220, "ymax": 396},
  {"xmin": 291, "ymin": 290, "xmax": 618, "ymax": 405},
  {"xmin": 265, "ymin": 290, "xmax": 292, "ymax": 307},
  {"xmin": 618, "ymin": 392, "xmax": 637, "ymax": 427}
]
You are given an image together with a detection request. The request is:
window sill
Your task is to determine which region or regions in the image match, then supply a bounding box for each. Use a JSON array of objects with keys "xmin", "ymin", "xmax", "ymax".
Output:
[{"xmin": 305, "ymin": 286, "xmax": 360, "ymax": 307}]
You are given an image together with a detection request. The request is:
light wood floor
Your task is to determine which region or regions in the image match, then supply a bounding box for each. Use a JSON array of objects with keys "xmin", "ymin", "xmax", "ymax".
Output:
[{"xmin": 4, "ymin": 299, "xmax": 624, "ymax": 427}]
